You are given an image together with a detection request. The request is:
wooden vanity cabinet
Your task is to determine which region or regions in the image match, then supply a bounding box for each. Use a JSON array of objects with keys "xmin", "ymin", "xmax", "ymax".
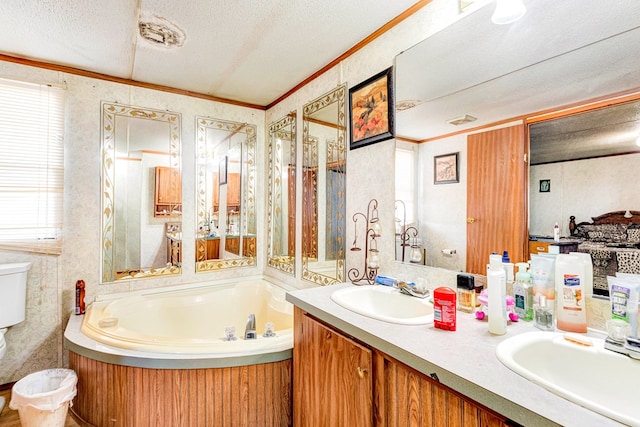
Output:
[
  {"xmin": 293, "ymin": 307, "xmax": 373, "ymax": 426},
  {"xmin": 294, "ymin": 307, "xmax": 509, "ymax": 427},
  {"xmin": 154, "ymin": 166, "xmax": 182, "ymax": 217}
]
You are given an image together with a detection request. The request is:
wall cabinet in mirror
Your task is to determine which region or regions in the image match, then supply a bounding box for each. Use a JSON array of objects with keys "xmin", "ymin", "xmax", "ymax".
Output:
[
  {"xmin": 195, "ymin": 117, "xmax": 257, "ymax": 271},
  {"xmin": 267, "ymin": 112, "xmax": 297, "ymax": 276},
  {"xmin": 154, "ymin": 166, "xmax": 182, "ymax": 217},
  {"xmin": 302, "ymin": 85, "xmax": 347, "ymax": 286},
  {"xmin": 101, "ymin": 102, "xmax": 182, "ymax": 283}
]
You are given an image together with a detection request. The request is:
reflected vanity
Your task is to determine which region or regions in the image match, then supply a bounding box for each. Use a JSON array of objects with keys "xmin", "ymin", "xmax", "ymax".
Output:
[
  {"xmin": 195, "ymin": 117, "xmax": 257, "ymax": 271},
  {"xmin": 267, "ymin": 112, "xmax": 297, "ymax": 275},
  {"xmin": 101, "ymin": 102, "xmax": 182, "ymax": 282},
  {"xmin": 302, "ymin": 85, "xmax": 347, "ymax": 285}
]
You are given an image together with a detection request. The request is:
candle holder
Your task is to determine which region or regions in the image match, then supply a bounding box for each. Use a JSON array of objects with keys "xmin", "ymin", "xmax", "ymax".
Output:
[
  {"xmin": 395, "ymin": 200, "xmax": 425, "ymax": 264},
  {"xmin": 348, "ymin": 199, "xmax": 381, "ymax": 285}
]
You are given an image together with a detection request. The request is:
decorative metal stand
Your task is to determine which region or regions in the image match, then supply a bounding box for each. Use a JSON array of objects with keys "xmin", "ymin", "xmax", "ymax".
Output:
[
  {"xmin": 348, "ymin": 199, "xmax": 381, "ymax": 285},
  {"xmin": 395, "ymin": 200, "xmax": 424, "ymax": 265}
]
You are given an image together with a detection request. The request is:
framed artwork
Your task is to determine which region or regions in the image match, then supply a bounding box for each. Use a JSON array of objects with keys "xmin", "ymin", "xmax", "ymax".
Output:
[
  {"xmin": 219, "ymin": 156, "xmax": 228, "ymax": 185},
  {"xmin": 539, "ymin": 179, "xmax": 550, "ymax": 192},
  {"xmin": 434, "ymin": 152, "xmax": 459, "ymax": 184},
  {"xmin": 349, "ymin": 67, "xmax": 395, "ymax": 150}
]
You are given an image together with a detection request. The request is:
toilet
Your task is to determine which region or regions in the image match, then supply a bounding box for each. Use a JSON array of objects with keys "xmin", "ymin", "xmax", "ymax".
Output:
[{"xmin": 0, "ymin": 262, "xmax": 31, "ymax": 414}]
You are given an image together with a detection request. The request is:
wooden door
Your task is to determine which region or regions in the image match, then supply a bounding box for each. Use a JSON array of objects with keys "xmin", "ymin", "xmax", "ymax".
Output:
[
  {"xmin": 467, "ymin": 125, "xmax": 527, "ymax": 274},
  {"xmin": 293, "ymin": 307, "xmax": 373, "ymax": 427}
]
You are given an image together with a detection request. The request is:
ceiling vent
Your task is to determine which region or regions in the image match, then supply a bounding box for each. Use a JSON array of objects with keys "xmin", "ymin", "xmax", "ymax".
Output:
[
  {"xmin": 446, "ymin": 114, "xmax": 477, "ymax": 126},
  {"xmin": 139, "ymin": 15, "xmax": 185, "ymax": 48}
]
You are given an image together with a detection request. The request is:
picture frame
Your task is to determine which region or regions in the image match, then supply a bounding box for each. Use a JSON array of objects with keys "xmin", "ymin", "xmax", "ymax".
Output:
[
  {"xmin": 434, "ymin": 152, "xmax": 459, "ymax": 184},
  {"xmin": 219, "ymin": 156, "xmax": 228, "ymax": 185},
  {"xmin": 539, "ymin": 179, "xmax": 550, "ymax": 192},
  {"xmin": 349, "ymin": 67, "xmax": 395, "ymax": 150}
]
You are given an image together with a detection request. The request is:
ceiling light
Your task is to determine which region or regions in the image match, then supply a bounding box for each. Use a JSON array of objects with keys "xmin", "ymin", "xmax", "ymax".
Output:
[
  {"xmin": 396, "ymin": 100, "xmax": 422, "ymax": 111},
  {"xmin": 447, "ymin": 115, "xmax": 477, "ymax": 126},
  {"xmin": 138, "ymin": 14, "xmax": 185, "ymax": 48},
  {"xmin": 636, "ymin": 134, "xmax": 640, "ymax": 147},
  {"xmin": 491, "ymin": 0, "xmax": 526, "ymax": 25}
]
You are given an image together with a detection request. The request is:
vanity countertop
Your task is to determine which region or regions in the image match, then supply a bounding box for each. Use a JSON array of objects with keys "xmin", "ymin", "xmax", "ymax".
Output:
[{"xmin": 286, "ymin": 283, "xmax": 625, "ymax": 427}]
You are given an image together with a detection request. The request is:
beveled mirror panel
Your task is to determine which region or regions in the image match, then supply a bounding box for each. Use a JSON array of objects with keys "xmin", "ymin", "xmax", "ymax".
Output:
[
  {"xmin": 267, "ymin": 112, "xmax": 296, "ymax": 275},
  {"xmin": 101, "ymin": 102, "xmax": 182, "ymax": 283},
  {"xmin": 302, "ymin": 85, "xmax": 347, "ymax": 285},
  {"xmin": 195, "ymin": 117, "xmax": 257, "ymax": 271}
]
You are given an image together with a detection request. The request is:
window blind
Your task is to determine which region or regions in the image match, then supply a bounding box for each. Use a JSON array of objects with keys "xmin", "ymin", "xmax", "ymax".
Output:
[
  {"xmin": 395, "ymin": 146, "xmax": 416, "ymax": 225},
  {"xmin": 0, "ymin": 78, "xmax": 65, "ymax": 252}
]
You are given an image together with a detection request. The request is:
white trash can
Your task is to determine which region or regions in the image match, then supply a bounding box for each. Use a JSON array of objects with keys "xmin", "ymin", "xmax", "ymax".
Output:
[{"xmin": 9, "ymin": 368, "xmax": 77, "ymax": 427}]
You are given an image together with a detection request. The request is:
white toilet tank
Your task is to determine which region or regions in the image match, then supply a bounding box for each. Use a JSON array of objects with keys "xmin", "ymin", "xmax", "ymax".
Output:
[{"xmin": 0, "ymin": 262, "xmax": 31, "ymax": 328}]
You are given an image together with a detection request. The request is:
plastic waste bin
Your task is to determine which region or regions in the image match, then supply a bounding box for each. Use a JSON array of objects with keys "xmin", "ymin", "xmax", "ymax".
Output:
[{"xmin": 9, "ymin": 368, "xmax": 77, "ymax": 427}]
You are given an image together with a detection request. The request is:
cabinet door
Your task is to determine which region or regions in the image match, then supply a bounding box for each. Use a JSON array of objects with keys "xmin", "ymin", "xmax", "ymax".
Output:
[
  {"xmin": 376, "ymin": 353, "xmax": 508, "ymax": 427},
  {"xmin": 294, "ymin": 307, "xmax": 373, "ymax": 427}
]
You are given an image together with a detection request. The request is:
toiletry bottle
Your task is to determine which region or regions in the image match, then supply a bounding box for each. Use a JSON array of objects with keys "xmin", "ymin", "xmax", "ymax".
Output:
[
  {"xmin": 433, "ymin": 287, "xmax": 456, "ymax": 331},
  {"xmin": 501, "ymin": 251, "xmax": 514, "ymax": 283},
  {"xmin": 488, "ymin": 254, "xmax": 507, "ymax": 335},
  {"xmin": 75, "ymin": 279, "xmax": 86, "ymax": 315},
  {"xmin": 513, "ymin": 262, "xmax": 533, "ymax": 321},
  {"xmin": 555, "ymin": 254, "xmax": 587, "ymax": 333},
  {"xmin": 456, "ymin": 273, "xmax": 476, "ymax": 313},
  {"xmin": 554, "ymin": 222, "xmax": 560, "ymax": 242},
  {"xmin": 534, "ymin": 295, "xmax": 555, "ymax": 331}
]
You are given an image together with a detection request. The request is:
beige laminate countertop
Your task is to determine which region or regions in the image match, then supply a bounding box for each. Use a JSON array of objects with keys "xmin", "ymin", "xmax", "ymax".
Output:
[{"xmin": 286, "ymin": 282, "xmax": 625, "ymax": 427}]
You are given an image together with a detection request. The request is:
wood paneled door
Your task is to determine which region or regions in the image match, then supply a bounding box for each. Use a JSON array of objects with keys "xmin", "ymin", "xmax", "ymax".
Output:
[{"xmin": 466, "ymin": 125, "xmax": 527, "ymax": 274}]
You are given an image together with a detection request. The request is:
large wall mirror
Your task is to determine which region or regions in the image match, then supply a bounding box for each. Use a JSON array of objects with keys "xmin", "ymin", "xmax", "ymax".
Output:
[
  {"xmin": 267, "ymin": 112, "xmax": 296, "ymax": 275},
  {"xmin": 195, "ymin": 117, "xmax": 257, "ymax": 271},
  {"xmin": 302, "ymin": 85, "xmax": 347, "ymax": 285},
  {"xmin": 101, "ymin": 102, "xmax": 182, "ymax": 283},
  {"xmin": 393, "ymin": 0, "xmax": 640, "ymax": 272}
]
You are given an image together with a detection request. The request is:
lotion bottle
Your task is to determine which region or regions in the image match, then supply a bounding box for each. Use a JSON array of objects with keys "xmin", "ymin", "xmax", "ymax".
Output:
[
  {"xmin": 488, "ymin": 254, "xmax": 507, "ymax": 335},
  {"xmin": 555, "ymin": 254, "xmax": 587, "ymax": 333}
]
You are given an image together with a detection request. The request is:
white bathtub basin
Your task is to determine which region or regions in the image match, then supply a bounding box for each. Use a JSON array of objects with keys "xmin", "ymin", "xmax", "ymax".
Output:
[
  {"xmin": 330, "ymin": 285, "xmax": 433, "ymax": 325},
  {"xmin": 496, "ymin": 331, "xmax": 640, "ymax": 426}
]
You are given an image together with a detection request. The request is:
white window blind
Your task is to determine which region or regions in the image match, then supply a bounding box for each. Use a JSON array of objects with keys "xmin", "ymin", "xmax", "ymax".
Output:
[
  {"xmin": 395, "ymin": 145, "xmax": 416, "ymax": 225},
  {"xmin": 0, "ymin": 78, "xmax": 65, "ymax": 252}
]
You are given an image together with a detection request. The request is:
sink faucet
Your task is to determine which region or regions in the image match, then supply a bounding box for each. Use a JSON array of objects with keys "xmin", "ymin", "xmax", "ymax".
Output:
[
  {"xmin": 244, "ymin": 314, "xmax": 257, "ymax": 339},
  {"xmin": 397, "ymin": 281, "xmax": 430, "ymax": 299}
]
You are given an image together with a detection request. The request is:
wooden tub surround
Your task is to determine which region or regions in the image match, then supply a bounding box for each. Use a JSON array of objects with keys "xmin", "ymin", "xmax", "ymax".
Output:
[{"xmin": 68, "ymin": 351, "xmax": 292, "ymax": 427}]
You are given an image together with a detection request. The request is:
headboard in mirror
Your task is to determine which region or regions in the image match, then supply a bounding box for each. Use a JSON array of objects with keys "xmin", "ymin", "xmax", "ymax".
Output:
[
  {"xmin": 195, "ymin": 116, "xmax": 257, "ymax": 271},
  {"xmin": 101, "ymin": 102, "xmax": 182, "ymax": 283},
  {"xmin": 267, "ymin": 111, "xmax": 296, "ymax": 275},
  {"xmin": 302, "ymin": 84, "xmax": 347, "ymax": 285}
]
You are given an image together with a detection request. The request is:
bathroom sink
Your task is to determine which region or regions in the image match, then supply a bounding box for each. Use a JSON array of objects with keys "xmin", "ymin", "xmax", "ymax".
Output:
[
  {"xmin": 330, "ymin": 285, "xmax": 433, "ymax": 325},
  {"xmin": 496, "ymin": 331, "xmax": 640, "ymax": 426}
]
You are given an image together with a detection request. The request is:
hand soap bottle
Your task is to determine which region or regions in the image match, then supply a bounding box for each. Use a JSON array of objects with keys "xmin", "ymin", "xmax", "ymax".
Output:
[
  {"xmin": 488, "ymin": 254, "xmax": 507, "ymax": 335},
  {"xmin": 513, "ymin": 262, "xmax": 533, "ymax": 321}
]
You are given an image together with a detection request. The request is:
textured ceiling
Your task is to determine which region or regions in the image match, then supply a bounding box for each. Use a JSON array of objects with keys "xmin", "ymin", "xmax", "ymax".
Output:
[{"xmin": 0, "ymin": 0, "xmax": 418, "ymax": 107}]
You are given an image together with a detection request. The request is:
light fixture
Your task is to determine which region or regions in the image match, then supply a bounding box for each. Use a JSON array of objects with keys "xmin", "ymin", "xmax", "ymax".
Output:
[
  {"xmin": 636, "ymin": 133, "xmax": 640, "ymax": 147},
  {"xmin": 447, "ymin": 115, "xmax": 477, "ymax": 126},
  {"xmin": 491, "ymin": 0, "xmax": 526, "ymax": 25}
]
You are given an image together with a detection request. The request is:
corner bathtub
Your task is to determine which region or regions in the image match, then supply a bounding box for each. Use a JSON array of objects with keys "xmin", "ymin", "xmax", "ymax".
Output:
[{"xmin": 64, "ymin": 279, "xmax": 293, "ymax": 427}]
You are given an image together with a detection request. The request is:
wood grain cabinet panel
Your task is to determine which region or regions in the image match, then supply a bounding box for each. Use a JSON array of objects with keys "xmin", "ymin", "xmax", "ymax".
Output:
[
  {"xmin": 154, "ymin": 166, "xmax": 182, "ymax": 217},
  {"xmin": 294, "ymin": 307, "xmax": 510, "ymax": 427},
  {"xmin": 293, "ymin": 307, "xmax": 373, "ymax": 427}
]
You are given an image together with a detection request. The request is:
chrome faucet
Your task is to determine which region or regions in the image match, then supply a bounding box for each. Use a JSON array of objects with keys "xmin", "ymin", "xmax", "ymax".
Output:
[
  {"xmin": 244, "ymin": 314, "xmax": 257, "ymax": 339},
  {"xmin": 397, "ymin": 281, "xmax": 430, "ymax": 299}
]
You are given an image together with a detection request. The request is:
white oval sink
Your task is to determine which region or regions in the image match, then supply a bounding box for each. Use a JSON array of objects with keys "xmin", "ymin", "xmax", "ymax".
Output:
[
  {"xmin": 330, "ymin": 285, "xmax": 433, "ymax": 325},
  {"xmin": 496, "ymin": 331, "xmax": 640, "ymax": 426}
]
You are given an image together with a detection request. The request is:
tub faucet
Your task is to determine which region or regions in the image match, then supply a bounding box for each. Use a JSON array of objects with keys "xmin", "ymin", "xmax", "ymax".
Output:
[{"xmin": 244, "ymin": 314, "xmax": 257, "ymax": 339}]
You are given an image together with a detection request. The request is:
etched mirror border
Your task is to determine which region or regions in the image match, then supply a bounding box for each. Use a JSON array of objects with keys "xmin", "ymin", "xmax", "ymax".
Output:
[
  {"xmin": 101, "ymin": 101, "xmax": 182, "ymax": 283},
  {"xmin": 302, "ymin": 84, "xmax": 347, "ymax": 286},
  {"xmin": 267, "ymin": 112, "xmax": 297, "ymax": 275},
  {"xmin": 195, "ymin": 116, "xmax": 257, "ymax": 271}
]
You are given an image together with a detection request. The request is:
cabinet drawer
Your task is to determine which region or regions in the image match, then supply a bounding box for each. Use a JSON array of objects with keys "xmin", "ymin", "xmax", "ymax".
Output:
[{"xmin": 529, "ymin": 241, "xmax": 550, "ymax": 254}]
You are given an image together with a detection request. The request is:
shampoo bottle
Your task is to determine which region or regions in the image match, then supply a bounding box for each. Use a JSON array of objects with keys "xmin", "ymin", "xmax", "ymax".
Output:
[
  {"xmin": 488, "ymin": 254, "xmax": 507, "ymax": 335},
  {"xmin": 555, "ymin": 254, "xmax": 587, "ymax": 333}
]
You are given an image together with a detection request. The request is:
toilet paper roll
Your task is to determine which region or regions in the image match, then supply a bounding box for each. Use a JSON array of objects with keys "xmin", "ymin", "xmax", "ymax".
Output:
[{"xmin": 442, "ymin": 249, "xmax": 456, "ymax": 256}]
